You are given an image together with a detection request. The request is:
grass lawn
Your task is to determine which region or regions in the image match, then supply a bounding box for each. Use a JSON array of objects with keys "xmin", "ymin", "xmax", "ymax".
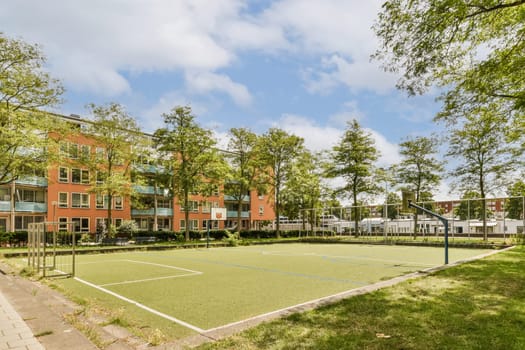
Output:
[{"xmin": 197, "ymin": 245, "xmax": 525, "ymax": 350}]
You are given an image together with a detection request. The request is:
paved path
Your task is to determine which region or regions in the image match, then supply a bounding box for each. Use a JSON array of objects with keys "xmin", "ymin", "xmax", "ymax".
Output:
[
  {"xmin": 0, "ymin": 262, "xmax": 101, "ymax": 350},
  {"xmin": 0, "ymin": 292, "xmax": 44, "ymax": 350}
]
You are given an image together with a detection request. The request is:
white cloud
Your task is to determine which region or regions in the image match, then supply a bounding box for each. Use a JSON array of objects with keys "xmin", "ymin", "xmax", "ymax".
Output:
[
  {"xmin": 277, "ymin": 114, "xmax": 400, "ymax": 168},
  {"xmin": 140, "ymin": 90, "xmax": 209, "ymax": 132},
  {"xmin": 0, "ymin": 0, "xmax": 394, "ymax": 99},
  {"xmin": 185, "ymin": 71, "xmax": 253, "ymax": 107},
  {"xmin": 304, "ymin": 54, "xmax": 398, "ymax": 94},
  {"xmin": 278, "ymin": 114, "xmax": 342, "ymax": 152},
  {"xmin": 365, "ymin": 129, "xmax": 400, "ymax": 167}
]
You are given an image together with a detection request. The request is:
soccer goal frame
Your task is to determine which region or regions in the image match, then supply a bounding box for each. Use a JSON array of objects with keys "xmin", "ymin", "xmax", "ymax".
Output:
[{"xmin": 27, "ymin": 221, "xmax": 77, "ymax": 278}]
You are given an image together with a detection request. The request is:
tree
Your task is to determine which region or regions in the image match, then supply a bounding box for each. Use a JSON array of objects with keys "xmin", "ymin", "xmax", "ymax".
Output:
[
  {"xmin": 325, "ymin": 120, "xmax": 380, "ymax": 235},
  {"xmin": 373, "ymin": 1, "xmax": 525, "ymax": 126},
  {"xmin": 505, "ymin": 180, "xmax": 525, "ymax": 220},
  {"xmin": 0, "ymin": 33, "xmax": 65, "ymax": 185},
  {"xmin": 378, "ymin": 192, "xmax": 401, "ymax": 220},
  {"xmin": 223, "ymin": 128, "xmax": 265, "ymax": 233},
  {"xmin": 259, "ymin": 128, "xmax": 305, "ymax": 238},
  {"xmin": 394, "ymin": 135, "xmax": 443, "ymax": 237},
  {"xmin": 154, "ymin": 106, "xmax": 226, "ymax": 241},
  {"xmin": 281, "ymin": 150, "xmax": 323, "ymax": 229},
  {"xmin": 84, "ymin": 102, "xmax": 146, "ymax": 231},
  {"xmin": 447, "ymin": 108, "xmax": 516, "ymax": 240}
]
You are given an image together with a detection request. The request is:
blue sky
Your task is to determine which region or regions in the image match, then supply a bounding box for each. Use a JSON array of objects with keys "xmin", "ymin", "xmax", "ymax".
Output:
[{"xmin": 1, "ymin": 0, "xmax": 447, "ymax": 195}]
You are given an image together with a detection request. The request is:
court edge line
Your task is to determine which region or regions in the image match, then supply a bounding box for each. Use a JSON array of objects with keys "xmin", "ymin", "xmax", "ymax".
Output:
[
  {"xmin": 73, "ymin": 276, "xmax": 205, "ymax": 333},
  {"xmin": 202, "ymin": 247, "xmax": 513, "ymax": 335},
  {"xmin": 99, "ymin": 272, "xmax": 202, "ymax": 287}
]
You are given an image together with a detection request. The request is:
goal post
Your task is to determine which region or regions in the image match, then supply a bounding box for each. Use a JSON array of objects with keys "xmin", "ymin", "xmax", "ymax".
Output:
[{"xmin": 27, "ymin": 221, "xmax": 77, "ymax": 278}]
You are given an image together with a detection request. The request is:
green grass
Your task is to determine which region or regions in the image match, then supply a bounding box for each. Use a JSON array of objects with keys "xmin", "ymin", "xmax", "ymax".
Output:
[{"xmin": 197, "ymin": 245, "xmax": 525, "ymax": 350}]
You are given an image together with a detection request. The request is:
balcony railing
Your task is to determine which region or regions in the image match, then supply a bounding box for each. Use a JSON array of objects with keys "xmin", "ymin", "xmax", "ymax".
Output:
[
  {"xmin": 133, "ymin": 185, "xmax": 169, "ymax": 196},
  {"xmin": 223, "ymin": 195, "xmax": 250, "ymax": 202},
  {"xmin": 131, "ymin": 208, "xmax": 173, "ymax": 216},
  {"xmin": 227, "ymin": 210, "xmax": 250, "ymax": 218},
  {"xmin": 15, "ymin": 176, "xmax": 48, "ymax": 187},
  {"xmin": 0, "ymin": 201, "xmax": 47, "ymax": 213}
]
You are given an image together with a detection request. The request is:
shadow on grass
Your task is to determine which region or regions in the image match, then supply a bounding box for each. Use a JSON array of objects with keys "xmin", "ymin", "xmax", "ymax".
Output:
[{"xmin": 199, "ymin": 246, "xmax": 525, "ymax": 350}]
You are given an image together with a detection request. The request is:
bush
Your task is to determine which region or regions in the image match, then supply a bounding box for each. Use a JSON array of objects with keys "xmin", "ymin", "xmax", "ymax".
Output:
[{"xmin": 222, "ymin": 230, "xmax": 240, "ymax": 246}]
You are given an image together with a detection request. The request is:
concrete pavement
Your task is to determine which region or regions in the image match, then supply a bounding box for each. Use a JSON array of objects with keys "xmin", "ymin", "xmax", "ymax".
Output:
[{"xmin": 0, "ymin": 291, "xmax": 43, "ymax": 350}]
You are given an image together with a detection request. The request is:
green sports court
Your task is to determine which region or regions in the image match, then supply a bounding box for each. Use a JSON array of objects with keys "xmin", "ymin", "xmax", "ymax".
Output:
[{"xmin": 49, "ymin": 243, "xmax": 492, "ymax": 339}]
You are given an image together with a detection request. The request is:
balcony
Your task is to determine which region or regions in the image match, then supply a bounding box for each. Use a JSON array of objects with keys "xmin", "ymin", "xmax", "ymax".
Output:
[
  {"xmin": 227, "ymin": 210, "xmax": 250, "ymax": 218},
  {"xmin": 133, "ymin": 185, "xmax": 168, "ymax": 196},
  {"xmin": 0, "ymin": 201, "xmax": 47, "ymax": 213},
  {"xmin": 223, "ymin": 195, "xmax": 250, "ymax": 202},
  {"xmin": 16, "ymin": 176, "xmax": 48, "ymax": 187},
  {"xmin": 131, "ymin": 208, "xmax": 173, "ymax": 216}
]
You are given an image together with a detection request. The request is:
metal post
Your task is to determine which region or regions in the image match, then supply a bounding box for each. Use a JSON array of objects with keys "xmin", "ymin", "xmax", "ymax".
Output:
[
  {"xmin": 206, "ymin": 220, "xmax": 210, "ymax": 248},
  {"xmin": 409, "ymin": 200, "xmax": 449, "ymax": 265}
]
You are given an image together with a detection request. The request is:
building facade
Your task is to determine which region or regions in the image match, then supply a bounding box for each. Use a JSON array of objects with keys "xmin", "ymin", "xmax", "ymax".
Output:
[{"xmin": 0, "ymin": 113, "xmax": 275, "ymax": 234}]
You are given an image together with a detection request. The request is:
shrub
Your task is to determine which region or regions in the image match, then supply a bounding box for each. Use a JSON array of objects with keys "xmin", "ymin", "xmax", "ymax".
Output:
[{"xmin": 222, "ymin": 230, "xmax": 240, "ymax": 246}]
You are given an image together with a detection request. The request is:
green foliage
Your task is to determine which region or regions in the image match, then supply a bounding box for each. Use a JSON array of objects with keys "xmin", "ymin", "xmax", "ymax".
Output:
[
  {"xmin": 224, "ymin": 128, "xmax": 266, "ymax": 232},
  {"xmin": 83, "ymin": 102, "xmax": 146, "ymax": 224},
  {"xmin": 325, "ymin": 119, "xmax": 380, "ymax": 234},
  {"xmin": 259, "ymin": 128, "xmax": 305, "ymax": 238},
  {"xmin": 0, "ymin": 33, "xmax": 66, "ymax": 185},
  {"xmin": 281, "ymin": 150, "xmax": 324, "ymax": 221},
  {"xmin": 117, "ymin": 220, "xmax": 139, "ymax": 237},
  {"xmin": 222, "ymin": 230, "xmax": 240, "ymax": 246},
  {"xmin": 505, "ymin": 180, "xmax": 525, "ymax": 220},
  {"xmin": 154, "ymin": 106, "xmax": 227, "ymax": 241},
  {"xmin": 374, "ymin": 1, "xmax": 525, "ymax": 128}
]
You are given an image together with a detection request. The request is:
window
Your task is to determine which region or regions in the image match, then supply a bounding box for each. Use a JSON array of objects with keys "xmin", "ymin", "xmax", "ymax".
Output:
[
  {"xmin": 114, "ymin": 196, "xmax": 123, "ymax": 210},
  {"xmin": 58, "ymin": 192, "xmax": 68, "ymax": 208},
  {"xmin": 212, "ymin": 186, "xmax": 220, "ymax": 196},
  {"xmin": 58, "ymin": 217, "xmax": 68, "ymax": 232},
  {"xmin": 59, "ymin": 142, "xmax": 68, "ymax": 157},
  {"xmin": 69, "ymin": 143, "xmax": 79, "ymax": 159},
  {"xmin": 0, "ymin": 188, "xmax": 9, "ymax": 201},
  {"xmin": 14, "ymin": 216, "xmax": 44, "ymax": 231},
  {"xmin": 96, "ymin": 172, "xmax": 105, "ymax": 184},
  {"xmin": 71, "ymin": 193, "xmax": 89, "ymax": 208},
  {"xmin": 72, "ymin": 217, "xmax": 89, "ymax": 232},
  {"xmin": 96, "ymin": 194, "xmax": 107, "ymax": 209},
  {"xmin": 180, "ymin": 201, "xmax": 199, "ymax": 212},
  {"xmin": 259, "ymin": 206, "xmax": 264, "ymax": 215},
  {"xmin": 180, "ymin": 219, "xmax": 199, "ymax": 230},
  {"xmin": 81, "ymin": 169, "xmax": 90, "ymax": 184},
  {"xmin": 72, "ymin": 168, "xmax": 81, "ymax": 183},
  {"xmin": 18, "ymin": 189, "xmax": 45, "ymax": 203},
  {"xmin": 202, "ymin": 220, "xmax": 218, "ymax": 229},
  {"xmin": 114, "ymin": 218, "xmax": 122, "ymax": 227},
  {"xmin": 59, "ymin": 167, "xmax": 69, "ymax": 182},
  {"xmin": 202, "ymin": 201, "xmax": 211, "ymax": 213},
  {"xmin": 96, "ymin": 147, "xmax": 105, "ymax": 161},
  {"xmin": 80, "ymin": 145, "xmax": 91, "ymax": 160},
  {"xmin": 72, "ymin": 169, "xmax": 89, "ymax": 184}
]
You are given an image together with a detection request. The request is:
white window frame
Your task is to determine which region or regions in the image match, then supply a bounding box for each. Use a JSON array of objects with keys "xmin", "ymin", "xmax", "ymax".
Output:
[
  {"xmin": 71, "ymin": 193, "xmax": 89, "ymax": 208},
  {"xmin": 58, "ymin": 167, "xmax": 69, "ymax": 183},
  {"xmin": 114, "ymin": 196, "xmax": 123, "ymax": 210},
  {"xmin": 58, "ymin": 192, "xmax": 68, "ymax": 208}
]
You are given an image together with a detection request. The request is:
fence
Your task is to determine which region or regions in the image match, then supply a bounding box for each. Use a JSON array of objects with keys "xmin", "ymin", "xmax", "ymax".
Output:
[{"xmin": 294, "ymin": 196, "xmax": 525, "ymax": 241}]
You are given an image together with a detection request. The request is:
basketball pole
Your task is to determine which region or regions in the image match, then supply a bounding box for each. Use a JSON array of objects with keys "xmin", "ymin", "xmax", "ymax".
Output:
[{"xmin": 408, "ymin": 200, "xmax": 449, "ymax": 265}]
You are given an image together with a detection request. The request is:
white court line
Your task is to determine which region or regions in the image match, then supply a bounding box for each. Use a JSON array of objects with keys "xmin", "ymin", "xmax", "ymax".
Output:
[
  {"xmin": 74, "ymin": 276, "xmax": 205, "ymax": 333},
  {"xmin": 123, "ymin": 259, "xmax": 202, "ymax": 274},
  {"xmin": 100, "ymin": 272, "xmax": 201, "ymax": 287}
]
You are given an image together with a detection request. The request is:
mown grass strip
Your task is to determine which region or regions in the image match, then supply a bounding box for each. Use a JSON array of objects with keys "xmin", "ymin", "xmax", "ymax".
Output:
[{"xmin": 197, "ymin": 245, "xmax": 525, "ymax": 350}]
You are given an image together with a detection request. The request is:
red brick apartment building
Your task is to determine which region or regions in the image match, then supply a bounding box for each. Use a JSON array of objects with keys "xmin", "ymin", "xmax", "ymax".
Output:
[{"xmin": 0, "ymin": 113, "xmax": 275, "ymax": 234}]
